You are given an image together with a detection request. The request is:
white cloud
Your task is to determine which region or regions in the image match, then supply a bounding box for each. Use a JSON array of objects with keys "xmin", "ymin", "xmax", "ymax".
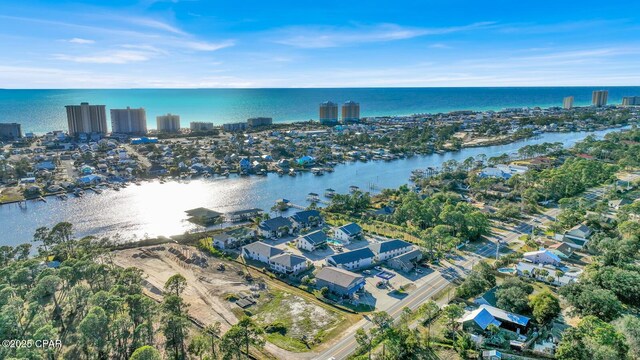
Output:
[
  {"xmin": 68, "ymin": 37, "xmax": 95, "ymax": 44},
  {"xmin": 183, "ymin": 40, "xmax": 235, "ymax": 51},
  {"xmin": 53, "ymin": 50, "xmax": 154, "ymax": 64},
  {"xmin": 273, "ymin": 22, "xmax": 495, "ymax": 48}
]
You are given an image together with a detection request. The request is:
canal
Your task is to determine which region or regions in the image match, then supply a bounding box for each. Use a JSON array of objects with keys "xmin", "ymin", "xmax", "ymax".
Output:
[{"xmin": 0, "ymin": 127, "xmax": 628, "ymax": 246}]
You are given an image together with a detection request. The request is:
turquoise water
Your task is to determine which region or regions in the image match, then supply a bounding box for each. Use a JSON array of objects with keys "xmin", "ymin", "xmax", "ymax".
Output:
[{"xmin": 2, "ymin": 87, "xmax": 640, "ymax": 133}]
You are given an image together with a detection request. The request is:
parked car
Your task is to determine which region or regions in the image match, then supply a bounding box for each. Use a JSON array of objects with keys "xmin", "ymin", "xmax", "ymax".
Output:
[{"xmin": 374, "ymin": 266, "xmax": 382, "ymax": 271}]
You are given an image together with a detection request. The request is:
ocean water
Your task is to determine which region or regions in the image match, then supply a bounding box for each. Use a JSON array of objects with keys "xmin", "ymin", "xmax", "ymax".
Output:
[{"xmin": 1, "ymin": 87, "xmax": 640, "ymax": 133}]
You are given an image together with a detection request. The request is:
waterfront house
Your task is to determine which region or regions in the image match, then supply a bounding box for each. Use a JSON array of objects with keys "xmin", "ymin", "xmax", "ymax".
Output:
[
  {"xmin": 459, "ymin": 304, "xmax": 530, "ymax": 334},
  {"xmin": 562, "ymin": 223, "xmax": 592, "ymax": 249},
  {"xmin": 213, "ymin": 227, "xmax": 256, "ymax": 249},
  {"xmin": 516, "ymin": 261, "xmax": 576, "ymax": 286},
  {"xmin": 315, "ymin": 267, "xmax": 365, "ymax": 298},
  {"xmin": 226, "ymin": 208, "xmax": 263, "ymax": 222},
  {"xmin": 290, "ymin": 209, "xmax": 323, "ymax": 230},
  {"xmin": 241, "ymin": 241, "xmax": 284, "ymax": 264},
  {"xmin": 334, "ymin": 223, "xmax": 363, "ymax": 244},
  {"xmin": 369, "ymin": 239, "xmax": 414, "ymax": 262},
  {"xmin": 387, "ymin": 248, "xmax": 423, "ymax": 272},
  {"xmin": 258, "ymin": 216, "xmax": 293, "ymax": 238},
  {"xmin": 296, "ymin": 230, "xmax": 328, "ymax": 252},
  {"xmin": 269, "ymin": 253, "xmax": 308, "ymax": 275},
  {"xmin": 522, "ymin": 249, "xmax": 561, "ymax": 266},
  {"xmin": 326, "ymin": 247, "xmax": 375, "ymax": 271}
]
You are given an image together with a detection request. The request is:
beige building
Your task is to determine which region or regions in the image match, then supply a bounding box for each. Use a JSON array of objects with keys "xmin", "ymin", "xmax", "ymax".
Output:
[
  {"xmin": 247, "ymin": 117, "xmax": 273, "ymax": 127},
  {"xmin": 622, "ymin": 96, "xmax": 640, "ymax": 106},
  {"xmin": 562, "ymin": 96, "xmax": 574, "ymax": 110},
  {"xmin": 190, "ymin": 122, "xmax": 214, "ymax": 131},
  {"xmin": 110, "ymin": 107, "xmax": 147, "ymax": 134},
  {"xmin": 319, "ymin": 101, "xmax": 338, "ymax": 125},
  {"xmin": 156, "ymin": 114, "xmax": 181, "ymax": 132},
  {"xmin": 341, "ymin": 100, "xmax": 360, "ymax": 123},
  {"xmin": 65, "ymin": 102, "xmax": 108, "ymax": 136},
  {"xmin": 592, "ymin": 90, "xmax": 608, "ymax": 107}
]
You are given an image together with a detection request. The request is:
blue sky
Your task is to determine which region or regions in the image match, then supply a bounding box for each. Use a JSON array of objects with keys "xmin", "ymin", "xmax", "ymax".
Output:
[{"xmin": 1, "ymin": 0, "xmax": 640, "ymax": 88}]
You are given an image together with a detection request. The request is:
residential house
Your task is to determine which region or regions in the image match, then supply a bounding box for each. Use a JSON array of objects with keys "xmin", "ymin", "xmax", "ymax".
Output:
[
  {"xmin": 334, "ymin": 222, "xmax": 363, "ymax": 244},
  {"xmin": 563, "ymin": 223, "xmax": 593, "ymax": 249},
  {"xmin": 369, "ymin": 239, "xmax": 414, "ymax": 262},
  {"xmin": 296, "ymin": 230, "xmax": 328, "ymax": 252},
  {"xmin": 212, "ymin": 227, "xmax": 256, "ymax": 249},
  {"xmin": 290, "ymin": 209, "xmax": 323, "ymax": 230},
  {"xmin": 315, "ymin": 267, "xmax": 365, "ymax": 298},
  {"xmin": 241, "ymin": 241, "xmax": 284, "ymax": 264},
  {"xmin": 482, "ymin": 350, "xmax": 503, "ymax": 360},
  {"xmin": 387, "ymin": 248, "xmax": 423, "ymax": 272},
  {"xmin": 459, "ymin": 304, "xmax": 530, "ymax": 334},
  {"xmin": 523, "ymin": 249, "xmax": 561, "ymax": 266},
  {"xmin": 326, "ymin": 247, "xmax": 375, "ymax": 271},
  {"xmin": 547, "ymin": 242, "xmax": 574, "ymax": 260},
  {"xmin": 609, "ymin": 198, "xmax": 632, "ymax": 210},
  {"xmin": 516, "ymin": 261, "xmax": 576, "ymax": 286},
  {"xmin": 258, "ymin": 216, "xmax": 293, "ymax": 238},
  {"xmin": 269, "ymin": 254, "xmax": 308, "ymax": 275},
  {"xmin": 474, "ymin": 287, "xmax": 498, "ymax": 307}
]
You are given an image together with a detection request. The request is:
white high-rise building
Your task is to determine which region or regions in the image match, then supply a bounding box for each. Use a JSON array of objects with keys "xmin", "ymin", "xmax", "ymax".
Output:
[
  {"xmin": 110, "ymin": 107, "xmax": 147, "ymax": 134},
  {"xmin": 65, "ymin": 102, "xmax": 108, "ymax": 136}
]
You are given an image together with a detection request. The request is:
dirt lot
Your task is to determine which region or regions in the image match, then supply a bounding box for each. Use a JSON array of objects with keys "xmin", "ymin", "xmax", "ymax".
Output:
[
  {"xmin": 112, "ymin": 244, "xmax": 252, "ymax": 330},
  {"xmin": 111, "ymin": 244, "xmax": 356, "ymax": 359}
]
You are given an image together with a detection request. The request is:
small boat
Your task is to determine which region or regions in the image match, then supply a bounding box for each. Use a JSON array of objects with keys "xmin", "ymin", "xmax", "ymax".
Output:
[
  {"xmin": 311, "ymin": 168, "xmax": 324, "ymax": 176},
  {"xmin": 307, "ymin": 192, "xmax": 320, "ymax": 201},
  {"xmin": 324, "ymin": 188, "xmax": 336, "ymax": 197},
  {"xmin": 349, "ymin": 185, "xmax": 360, "ymax": 193},
  {"xmin": 288, "ymin": 169, "xmax": 296, "ymax": 177},
  {"xmin": 73, "ymin": 189, "xmax": 84, "ymax": 197},
  {"xmin": 57, "ymin": 193, "xmax": 68, "ymax": 200}
]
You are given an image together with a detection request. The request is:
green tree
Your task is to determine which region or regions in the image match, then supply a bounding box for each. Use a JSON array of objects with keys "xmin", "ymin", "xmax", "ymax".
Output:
[
  {"xmin": 129, "ymin": 345, "xmax": 162, "ymax": 360},
  {"xmin": 529, "ymin": 291, "xmax": 561, "ymax": 325}
]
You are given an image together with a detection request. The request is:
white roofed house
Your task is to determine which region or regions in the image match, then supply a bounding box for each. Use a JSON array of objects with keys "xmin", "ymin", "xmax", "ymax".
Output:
[
  {"xmin": 334, "ymin": 222, "xmax": 363, "ymax": 244},
  {"xmin": 458, "ymin": 304, "xmax": 530, "ymax": 334},
  {"xmin": 296, "ymin": 230, "xmax": 328, "ymax": 252},
  {"xmin": 562, "ymin": 223, "xmax": 593, "ymax": 249},
  {"xmin": 269, "ymin": 253, "xmax": 309, "ymax": 275},
  {"xmin": 368, "ymin": 239, "xmax": 414, "ymax": 262},
  {"xmin": 522, "ymin": 249, "xmax": 561, "ymax": 266},
  {"xmin": 241, "ymin": 241, "xmax": 283, "ymax": 264}
]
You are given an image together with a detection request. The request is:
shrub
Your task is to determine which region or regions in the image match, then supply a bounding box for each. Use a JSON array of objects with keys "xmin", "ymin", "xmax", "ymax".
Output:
[{"xmin": 264, "ymin": 321, "xmax": 288, "ymax": 335}]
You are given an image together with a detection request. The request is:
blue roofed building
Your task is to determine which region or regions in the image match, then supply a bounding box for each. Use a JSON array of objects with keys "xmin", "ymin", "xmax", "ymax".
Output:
[
  {"xmin": 296, "ymin": 230, "xmax": 328, "ymax": 252},
  {"xmin": 326, "ymin": 247, "xmax": 375, "ymax": 271},
  {"xmin": 290, "ymin": 209, "xmax": 323, "ymax": 229},
  {"xmin": 258, "ymin": 216, "xmax": 293, "ymax": 239},
  {"xmin": 334, "ymin": 222, "xmax": 363, "ymax": 244}
]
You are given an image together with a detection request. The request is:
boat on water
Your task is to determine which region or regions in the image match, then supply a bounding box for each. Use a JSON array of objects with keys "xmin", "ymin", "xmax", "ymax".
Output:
[
  {"xmin": 349, "ymin": 185, "xmax": 360, "ymax": 193},
  {"xmin": 57, "ymin": 193, "xmax": 68, "ymax": 200},
  {"xmin": 307, "ymin": 192, "xmax": 320, "ymax": 201},
  {"xmin": 311, "ymin": 167, "xmax": 324, "ymax": 176},
  {"xmin": 73, "ymin": 189, "xmax": 85, "ymax": 197},
  {"xmin": 324, "ymin": 188, "xmax": 336, "ymax": 197},
  {"xmin": 288, "ymin": 169, "xmax": 296, "ymax": 176}
]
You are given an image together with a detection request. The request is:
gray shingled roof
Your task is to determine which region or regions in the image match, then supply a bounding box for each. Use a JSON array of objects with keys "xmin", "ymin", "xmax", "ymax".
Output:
[
  {"xmin": 242, "ymin": 241, "xmax": 283, "ymax": 258},
  {"xmin": 338, "ymin": 222, "xmax": 362, "ymax": 236},
  {"xmin": 315, "ymin": 267, "xmax": 364, "ymax": 288},
  {"xmin": 269, "ymin": 253, "xmax": 306, "ymax": 267},
  {"xmin": 259, "ymin": 216, "xmax": 293, "ymax": 231}
]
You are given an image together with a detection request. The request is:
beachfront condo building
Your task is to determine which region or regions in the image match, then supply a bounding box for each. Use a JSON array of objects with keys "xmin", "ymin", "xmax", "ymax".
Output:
[
  {"xmin": 65, "ymin": 102, "xmax": 108, "ymax": 136},
  {"xmin": 342, "ymin": 100, "xmax": 360, "ymax": 123},
  {"xmin": 0, "ymin": 123, "xmax": 22, "ymax": 140},
  {"xmin": 319, "ymin": 101, "xmax": 338, "ymax": 125},
  {"xmin": 592, "ymin": 90, "xmax": 608, "ymax": 107},
  {"xmin": 156, "ymin": 114, "xmax": 181, "ymax": 132},
  {"xmin": 190, "ymin": 122, "xmax": 215, "ymax": 131},
  {"xmin": 622, "ymin": 96, "xmax": 640, "ymax": 106},
  {"xmin": 562, "ymin": 96, "xmax": 574, "ymax": 110},
  {"xmin": 247, "ymin": 117, "xmax": 273, "ymax": 127},
  {"xmin": 110, "ymin": 107, "xmax": 147, "ymax": 135}
]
